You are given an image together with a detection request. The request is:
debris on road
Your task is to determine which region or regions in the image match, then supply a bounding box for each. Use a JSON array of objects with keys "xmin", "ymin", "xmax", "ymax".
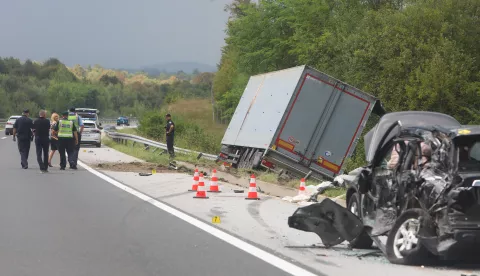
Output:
[
  {"xmin": 288, "ymin": 198, "xmax": 364, "ymax": 248},
  {"xmin": 281, "ymin": 175, "xmax": 348, "ymax": 205}
]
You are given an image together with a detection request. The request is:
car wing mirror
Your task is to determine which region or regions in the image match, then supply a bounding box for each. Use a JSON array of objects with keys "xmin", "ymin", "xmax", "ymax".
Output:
[{"xmin": 358, "ymin": 169, "xmax": 370, "ymax": 194}]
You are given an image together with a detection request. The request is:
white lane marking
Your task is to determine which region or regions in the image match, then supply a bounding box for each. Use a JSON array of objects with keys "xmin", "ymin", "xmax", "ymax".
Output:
[
  {"xmin": 1, "ymin": 137, "xmax": 7, "ymax": 140},
  {"xmin": 78, "ymin": 160, "xmax": 317, "ymax": 276}
]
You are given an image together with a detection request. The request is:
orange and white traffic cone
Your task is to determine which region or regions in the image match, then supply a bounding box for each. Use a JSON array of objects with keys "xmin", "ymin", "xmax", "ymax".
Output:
[
  {"xmin": 245, "ymin": 174, "xmax": 260, "ymax": 200},
  {"xmin": 188, "ymin": 168, "xmax": 199, "ymax": 192},
  {"xmin": 209, "ymin": 169, "xmax": 221, "ymax": 193},
  {"xmin": 194, "ymin": 173, "xmax": 209, "ymax": 199},
  {"xmin": 298, "ymin": 178, "xmax": 306, "ymax": 195}
]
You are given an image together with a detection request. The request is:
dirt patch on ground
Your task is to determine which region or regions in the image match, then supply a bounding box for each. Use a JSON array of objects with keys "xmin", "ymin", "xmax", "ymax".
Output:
[{"xmin": 94, "ymin": 161, "xmax": 192, "ymax": 174}]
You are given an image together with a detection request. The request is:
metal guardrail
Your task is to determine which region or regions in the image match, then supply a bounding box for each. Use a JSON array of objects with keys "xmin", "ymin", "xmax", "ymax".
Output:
[{"xmin": 104, "ymin": 130, "xmax": 218, "ymax": 161}]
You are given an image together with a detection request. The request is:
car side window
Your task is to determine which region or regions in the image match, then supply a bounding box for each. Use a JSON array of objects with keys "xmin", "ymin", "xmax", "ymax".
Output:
[
  {"xmin": 470, "ymin": 142, "xmax": 480, "ymax": 162},
  {"xmin": 378, "ymin": 145, "xmax": 394, "ymax": 169}
]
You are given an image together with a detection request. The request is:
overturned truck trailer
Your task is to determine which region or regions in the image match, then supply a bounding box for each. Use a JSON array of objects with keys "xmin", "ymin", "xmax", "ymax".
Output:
[{"xmin": 218, "ymin": 65, "xmax": 385, "ymax": 180}]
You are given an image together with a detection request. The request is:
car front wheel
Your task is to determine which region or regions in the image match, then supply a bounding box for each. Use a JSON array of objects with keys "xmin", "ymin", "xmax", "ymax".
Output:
[
  {"xmin": 386, "ymin": 208, "xmax": 435, "ymax": 265},
  {"xmin": 347, "ymin": 192, "xmax": 373, "ymax": 249}
]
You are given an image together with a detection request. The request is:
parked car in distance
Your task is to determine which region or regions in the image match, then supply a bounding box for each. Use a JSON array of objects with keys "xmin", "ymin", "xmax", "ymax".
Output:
[
  {"xmin": 117, "ymin": 116, "xmax": 129, "ymax": 126},
  {"xmin": 81, "ymin": 120, "xmax": 102, "ymax": 147},
  {"xmin": 5, "ymin": 115, "xmax": 21, "ymax": 135}
]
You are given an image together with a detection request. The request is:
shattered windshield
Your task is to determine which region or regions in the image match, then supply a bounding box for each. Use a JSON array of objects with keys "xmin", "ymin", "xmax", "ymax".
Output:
[{"xmin": 457, "ymin": 135, "xmax": 480, "ymax": 172}]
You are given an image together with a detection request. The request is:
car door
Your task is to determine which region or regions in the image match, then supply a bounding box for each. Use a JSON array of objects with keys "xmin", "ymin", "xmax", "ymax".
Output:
[
  {"xmin": 362, "ymin": 140, "xmax": 407, "ymax": 235},
  {"xmin": 371, "ymin": 141, "xmax": 406, "ymax": 205}
]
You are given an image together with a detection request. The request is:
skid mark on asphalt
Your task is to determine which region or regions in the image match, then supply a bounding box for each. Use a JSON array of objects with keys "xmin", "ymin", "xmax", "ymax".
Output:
[
  {"xmin": 157, "ymin": 191, "xmax": 192, "ymax": 199},
  {"xmin": 208, "ymin": 206, "xmax": 228, "ymax": 222},
  {"xmin": 247, "ymin": 198, "xmax": 278, "ymax": 237}
]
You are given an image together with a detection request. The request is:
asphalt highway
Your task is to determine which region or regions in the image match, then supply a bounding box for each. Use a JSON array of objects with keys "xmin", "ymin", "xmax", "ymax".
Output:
[{"xmin": 0, "ymin": 135, "xmax": 299, "ymax": 276}]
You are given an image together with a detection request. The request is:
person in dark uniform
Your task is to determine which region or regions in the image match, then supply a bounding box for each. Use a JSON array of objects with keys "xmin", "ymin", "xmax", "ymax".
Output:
[
  {"xmin": 165, "ymin": 113, "xmax": 175, "ymax": 158},
  {"xmin": 33, "ymin": 110, "xmax": 51, "ymax": 173},
  {"xmin": 12, "ymin": 109, "xmax": 34, "ymax": 169},
  {"xmin": 52, "ymin": 111, "xmax": 78, "ymax": 170}
]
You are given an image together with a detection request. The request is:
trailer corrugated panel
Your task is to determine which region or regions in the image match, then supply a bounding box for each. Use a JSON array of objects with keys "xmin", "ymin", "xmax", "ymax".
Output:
[
  {"xmin": 221, "ymin": 66, "xmax": 305, "ymax": 149},
  {"xmin": 270, "ymin": 68, "xmax": 378, "ymax": 178}
]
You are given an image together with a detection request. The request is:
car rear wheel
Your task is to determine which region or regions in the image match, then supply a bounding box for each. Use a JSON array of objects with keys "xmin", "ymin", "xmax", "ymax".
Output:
[
  {"xmin": 386, "ymin": 209, "xmax": 436, "ymax": 265},
  {"xmin": 347, "ymin": 192, "xmax": 373, "ymax": 249}
]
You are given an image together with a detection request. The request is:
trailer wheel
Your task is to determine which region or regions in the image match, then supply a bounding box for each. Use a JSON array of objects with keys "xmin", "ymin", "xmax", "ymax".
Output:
[
  {"xmin": 246, "ymin": 149, "xmax": 258, "ymax": 169},
  {"xmin": 252, "ymin": 150, "xmax": 263, "ymax": 169},
  {"xmin": 238, "ymin": 148, "xmax": 250, "ymax": 169}
]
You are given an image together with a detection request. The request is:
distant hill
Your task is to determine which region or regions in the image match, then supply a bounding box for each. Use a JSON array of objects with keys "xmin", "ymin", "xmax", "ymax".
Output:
[{"xmin": 119, "ymin": 62, "xmax": 217, "ymax": 76}]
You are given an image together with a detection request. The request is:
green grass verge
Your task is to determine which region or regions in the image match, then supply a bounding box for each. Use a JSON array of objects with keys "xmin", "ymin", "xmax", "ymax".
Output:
[
  {"xmin": 103, "ymin": 136, "xmax": 217, "ymax": 168},
  {"xmin": 116, "ymin": 128, "xmax": 137, "ymax": 135}
]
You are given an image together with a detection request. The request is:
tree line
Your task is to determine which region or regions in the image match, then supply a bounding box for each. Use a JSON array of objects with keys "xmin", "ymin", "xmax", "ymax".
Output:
[
  {"xmin": 0, "ymin": 57, "xmax": 214, "ymax": 118},
  {"xmin": 212, "ymin": 0, "xmax": 480, "ymax": 125}
]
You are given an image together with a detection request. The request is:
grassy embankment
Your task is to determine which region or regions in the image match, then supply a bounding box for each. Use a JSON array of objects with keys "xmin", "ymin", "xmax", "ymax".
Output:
[{"xmin": 104, "ymin": 98, "xmax": 346, "ymax": 198}]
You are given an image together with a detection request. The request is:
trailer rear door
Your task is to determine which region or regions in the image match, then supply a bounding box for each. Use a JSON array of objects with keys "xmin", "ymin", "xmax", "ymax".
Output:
[{"xmin": 273, "ymin": 69, "xmax": 378, "ymax": 178}]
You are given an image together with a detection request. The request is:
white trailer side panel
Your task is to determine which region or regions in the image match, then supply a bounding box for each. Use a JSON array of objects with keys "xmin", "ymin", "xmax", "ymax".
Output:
[{"xmin": 221, "ymin": 66, "xmax": 305, "ymax": 149}]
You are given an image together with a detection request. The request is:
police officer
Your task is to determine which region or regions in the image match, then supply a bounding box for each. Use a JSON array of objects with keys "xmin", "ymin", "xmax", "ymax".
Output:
[
  {"xmin": 13, "ymin": 109, "xmax": 34, "ymax": 169},
  {"xmin": 53, "ymin": 111, "xmax": 78, "ymax": 170},
  {"xmin": 68, "ymin": 107, "xmax": 84, "ymax": 168},
  {"xmin": 33, "ymin": 109, "xmax": 51, "ymax": 173},
  {"xmin": 165, "ymin": 113, "xmax": 175, "ymax": 158}
]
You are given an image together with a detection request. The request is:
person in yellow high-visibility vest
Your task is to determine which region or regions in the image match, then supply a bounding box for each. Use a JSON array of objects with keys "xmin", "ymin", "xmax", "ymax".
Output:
[
  {"xmin": 68, "ymin": 107, "xmax": 84, "ymax": 168},
  {"xmin": 52, "ymin": 111, "xmax": 79, "ymax": 170}
]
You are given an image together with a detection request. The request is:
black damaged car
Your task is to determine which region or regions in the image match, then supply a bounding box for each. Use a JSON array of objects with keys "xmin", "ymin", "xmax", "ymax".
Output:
[{"xmin": 288, "ymin": 111, "xmax": 480, "ymax": 265}]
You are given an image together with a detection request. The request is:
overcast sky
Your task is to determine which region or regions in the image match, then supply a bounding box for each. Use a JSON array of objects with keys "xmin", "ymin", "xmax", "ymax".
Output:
[{"xmin": 0, "ymin": 0, "xmax": 233, "ymax": 68}]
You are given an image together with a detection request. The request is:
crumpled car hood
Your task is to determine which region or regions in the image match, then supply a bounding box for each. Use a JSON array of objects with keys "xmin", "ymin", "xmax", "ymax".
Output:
[
  {"xmin": 364, "ymin": 111, "xmax": 461, "ymax": 164},
  {"xmin": 288, "ymin": 198, "xmax": 364, "ymax": 247}
]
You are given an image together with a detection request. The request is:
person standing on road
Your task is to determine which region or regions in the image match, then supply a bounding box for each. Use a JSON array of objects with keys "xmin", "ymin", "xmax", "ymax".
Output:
[
  {"xmin": 33, "ymin": 110, "xmax": 51, "ymax": 173},
  {"xmin": 165, "ymin": 113, "xmax": 175, "ymax": 158},
  {"xmin": 53, "ymin": 111, "xmax": 78, "ymax": 170},
  {"xmin": 68, "ymin": 107, "xmax": 84, "ymax": 168},
  {"xmin": 12, "ymin": 109, "xmax": 34, "ymax": 169},
  {"xmin": 48, "ymin": 112, "xmax": 59, "ymax": 167}
]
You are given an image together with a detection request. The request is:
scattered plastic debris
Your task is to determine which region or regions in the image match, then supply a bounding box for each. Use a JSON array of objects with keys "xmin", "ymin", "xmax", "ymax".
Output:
[{"xmin": 281, "ymin": 177, "xmax": 347, "ymax": 205}]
